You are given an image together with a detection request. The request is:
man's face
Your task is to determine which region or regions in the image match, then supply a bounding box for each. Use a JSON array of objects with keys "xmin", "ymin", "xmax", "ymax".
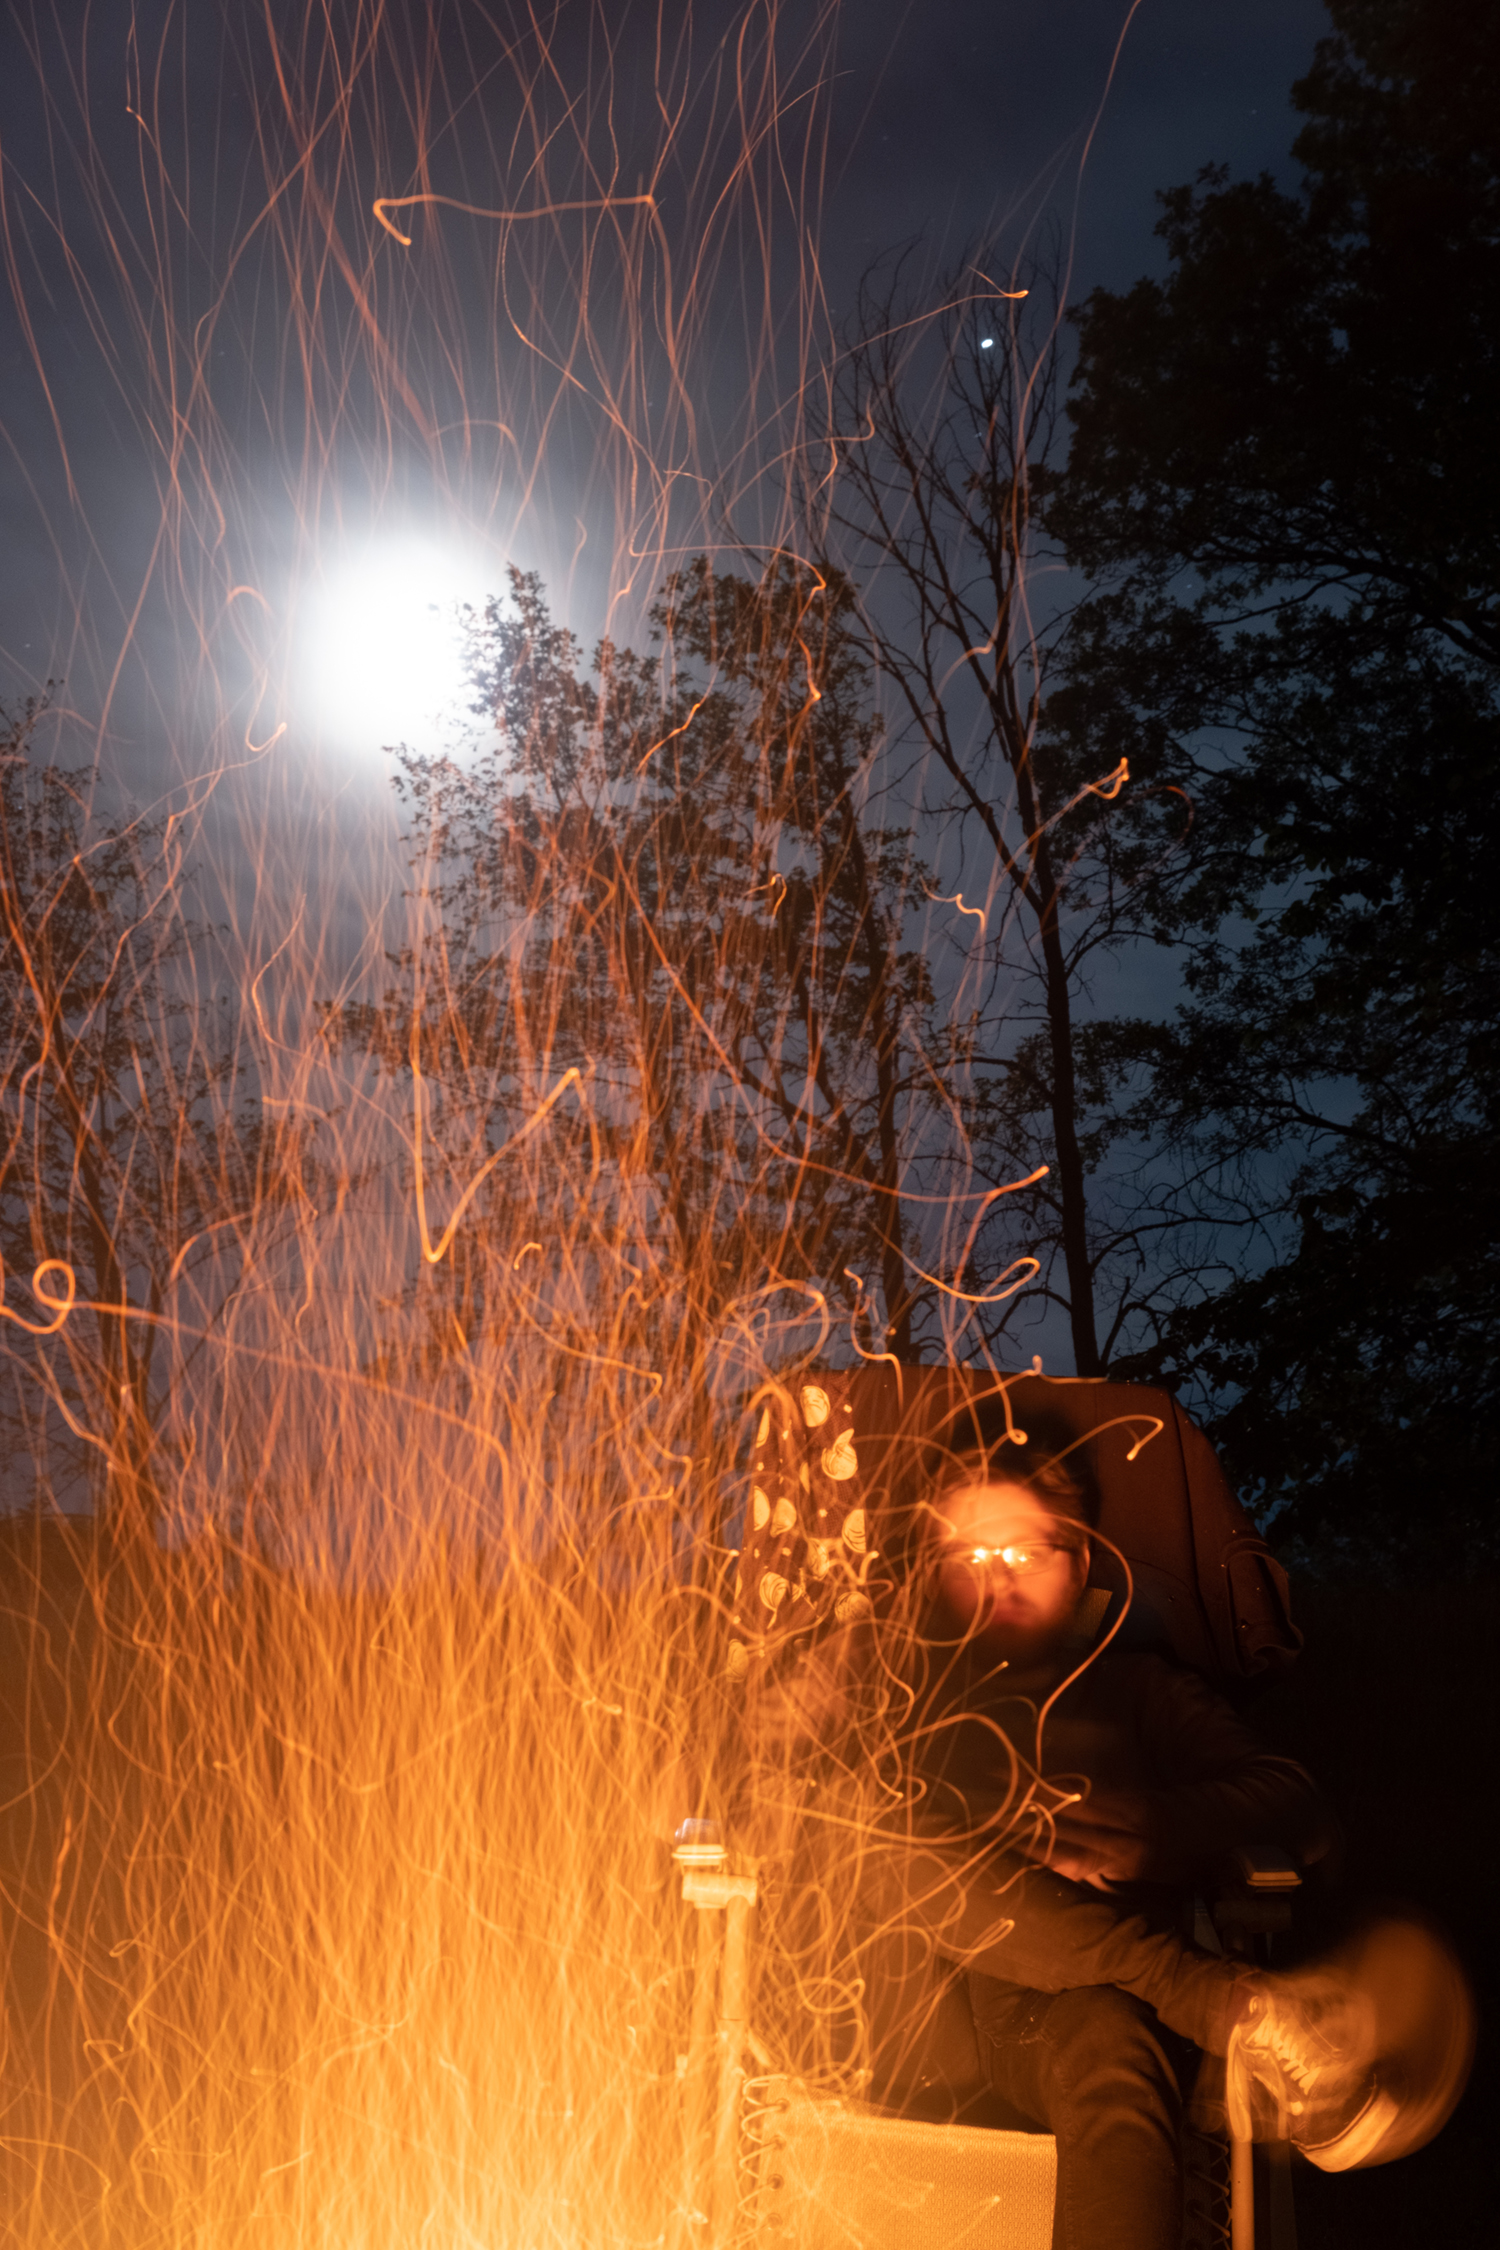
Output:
[{"xmin": 933, "ymin": 1480, "xmax": 1088, "ymax": 1662}]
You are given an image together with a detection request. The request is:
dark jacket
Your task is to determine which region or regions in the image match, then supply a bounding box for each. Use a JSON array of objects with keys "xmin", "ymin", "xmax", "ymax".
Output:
[{"xmin": 914, "ymin": 1637, "xmax": 1331, "ymax": 1886}]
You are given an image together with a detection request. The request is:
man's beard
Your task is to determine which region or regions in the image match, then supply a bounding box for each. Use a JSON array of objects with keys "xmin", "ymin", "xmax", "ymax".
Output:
[{"xmin": 973, "ymin": 1601, "xmax": 1078, "ymax": 1672}]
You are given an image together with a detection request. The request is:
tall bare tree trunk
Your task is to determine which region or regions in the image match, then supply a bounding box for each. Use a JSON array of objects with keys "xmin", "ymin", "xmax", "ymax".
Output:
[{"xmin": 1031, "ymin": 840, "xmax": 1101, "ymax": 1379}]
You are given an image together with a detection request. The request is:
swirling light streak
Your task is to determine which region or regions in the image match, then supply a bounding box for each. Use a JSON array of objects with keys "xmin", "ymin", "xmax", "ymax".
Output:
[{"xmin": 0, "ymin": 6, "xmax": 1139, "ymax": 2244}]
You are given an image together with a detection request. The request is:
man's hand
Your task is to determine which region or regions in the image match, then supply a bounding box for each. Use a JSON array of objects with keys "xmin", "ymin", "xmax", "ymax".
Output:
[{"xmin": 1042, "ymin": 1786, "xmax": 1161, "ymax": 1888}]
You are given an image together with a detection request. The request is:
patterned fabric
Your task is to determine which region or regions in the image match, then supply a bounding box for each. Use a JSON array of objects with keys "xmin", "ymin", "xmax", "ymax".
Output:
[
  {"xmin": 722, "ymin": 1361, "xmax": 1302, "ymax": 1690},
  {"xmin": 726, "ymin": 1372, "xmax": 879, "ymax": 1682}
]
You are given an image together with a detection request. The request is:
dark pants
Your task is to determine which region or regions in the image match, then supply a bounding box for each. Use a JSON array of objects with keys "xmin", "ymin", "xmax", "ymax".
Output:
[
  {"xmin": 836, "ymin": 1818, "xmax": 1252, "ymax": 2250},
  {"xmin": 849, "ymin": 1821, "xmax": 1253, "ymax": 2057},
  {"xmin": 970, "ymin": 1975, "xmax": 1188, "ymax": 2250}
]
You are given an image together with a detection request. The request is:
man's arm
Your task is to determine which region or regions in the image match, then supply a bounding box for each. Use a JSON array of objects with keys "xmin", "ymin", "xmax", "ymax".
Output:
[{"xmin": 1045, "ymin": 1654, "xmax": 1332, "ymax": 1888}]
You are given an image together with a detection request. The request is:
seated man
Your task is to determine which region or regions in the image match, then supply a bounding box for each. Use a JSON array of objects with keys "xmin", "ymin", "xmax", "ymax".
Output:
[
  {"xmin": 740, "ymin": 1418, "xmax": 1464, "ymax": 2250},
  {"xmin": 899, "ymin": 1440, "xmax": 1336, "ymax": 2250}
]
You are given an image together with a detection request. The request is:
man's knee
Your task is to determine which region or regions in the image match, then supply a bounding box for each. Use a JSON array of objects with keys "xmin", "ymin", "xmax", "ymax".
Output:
[{"xmin": 1042, "ymin": 1986, "xmax": 1181, "ymax": 2091}]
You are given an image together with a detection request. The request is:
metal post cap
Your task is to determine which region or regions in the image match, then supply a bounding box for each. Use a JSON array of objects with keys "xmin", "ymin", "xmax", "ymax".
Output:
[{"xmin": 672, "ymin": 1817, "xmax": 727, "ymax": 1867}]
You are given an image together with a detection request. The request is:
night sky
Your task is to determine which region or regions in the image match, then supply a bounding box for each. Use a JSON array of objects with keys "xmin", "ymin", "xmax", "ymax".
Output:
[
  {"xmin": 821, "ymin": 0, "xmax": 1328, "ymax": 308},
  {"xmin": 0, "ymin": 0, "xmax": 1332, "ymax": 780}
]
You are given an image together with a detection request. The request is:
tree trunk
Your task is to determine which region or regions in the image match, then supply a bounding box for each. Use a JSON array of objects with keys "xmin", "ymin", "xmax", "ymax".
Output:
[
  {"xmin": 1006, "ymin": 759, "xmax": 1102, "ymax": 1379},
  {"xmin": 1035, "ymin": 845, "xmax": 1102, "ymax": 1379},
  {"xmin": 842, "ymin": 806, "xmax": 913, "ymax": 1361}
]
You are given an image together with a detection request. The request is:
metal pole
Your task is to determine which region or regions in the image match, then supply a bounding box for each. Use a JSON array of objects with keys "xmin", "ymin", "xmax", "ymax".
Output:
[
  {"xmin": 683, "ymin": 1905, "xmax": 723, "ymax": 2228},
  {"xmin": 1230, "ymin": 2132, "xmax": 1255, "ymax": 2250},
  {"xmin": 680, "ymin": 1868, "xmax": 758, "ymax": 2247},
  {"xmin": 711, "ymin": 1890, "xmax": 752, "ymax": 2240},
  {"xmin": 1263, "ymin": 2140, "xmax": 1298, "ymax": 2248}
]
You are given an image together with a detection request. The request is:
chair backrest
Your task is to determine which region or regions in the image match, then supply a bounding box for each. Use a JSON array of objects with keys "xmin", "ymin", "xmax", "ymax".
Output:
[{"xmin": 730, "ymin": 1366, "xmax": 1300, "ymax": 1689}]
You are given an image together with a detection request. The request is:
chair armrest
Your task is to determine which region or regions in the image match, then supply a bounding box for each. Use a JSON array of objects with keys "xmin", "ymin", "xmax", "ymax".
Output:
[
  {"xmin": 1231, "ymin": 1844, "xmax": 1302, "ymax": 1892},
  {"xmin": 1211, "ymin": 1846, "xmax": 1302, "ymax": 1944}
]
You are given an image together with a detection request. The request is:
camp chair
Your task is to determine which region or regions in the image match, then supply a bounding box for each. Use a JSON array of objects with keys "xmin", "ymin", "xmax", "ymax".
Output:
[{"xmin": 676, "ymin": 1366, "xmax": 1307, "ymax": 2250}]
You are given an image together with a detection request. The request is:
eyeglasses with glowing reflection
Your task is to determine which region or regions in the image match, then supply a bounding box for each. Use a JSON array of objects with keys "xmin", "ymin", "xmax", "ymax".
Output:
[{"xmin": 958, "ymin": 1540, "xmax": 1076, "ymax": 1577}]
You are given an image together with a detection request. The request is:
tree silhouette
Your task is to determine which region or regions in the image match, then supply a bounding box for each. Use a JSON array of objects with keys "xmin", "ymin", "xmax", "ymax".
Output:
[
  {"xmin": 802, "ymin": 254, "xmax": 1193, "ymax": 1377},
  {"xmin": 0, "ymin": 697, "xmax": 270, "ymax": 1539},
  {"xmin": 1047, "ymin": 0, "xmax": 1500, "ymax": 1546},
  {"xmin": 334, "ymin": 556, "xmax": 1019, "ymax": 1391}
]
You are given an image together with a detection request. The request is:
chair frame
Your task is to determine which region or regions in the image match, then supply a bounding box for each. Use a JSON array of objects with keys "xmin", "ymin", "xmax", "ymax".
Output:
[
  {"xmin": 708, "ymin": 1368, "xmax": 1309, "ymax": 2248},
  {"xmin": 675, "ymin": 1849, "xmax": 1303, "ymax": 2249}
]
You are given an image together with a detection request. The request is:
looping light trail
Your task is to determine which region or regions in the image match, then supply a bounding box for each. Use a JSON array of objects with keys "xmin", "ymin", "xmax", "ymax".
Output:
[
  {"xmin": 1079, "ymin": 757, "xmax": 1129, "ymax": 802},
  {"xmin": 925, "ymin": 884, "xmax": 987, "ymax": 931},
  {"xmin": 372, "ymin": 192, "xmax": 658, "ymax": 248},
  {"xmin": 634, "ymin": 694, "xmax": 709, "ymax": 775},
  {"xmin": 901, "ymin": 1250, "xmax": 1040, "ymax": 1307},
  {"xmin": 1079, "ymin": 1412, "xmax": 1166, "ymax": 1463},
  {"xmin": 0, "ymin": 1256, "xmax": 76, "ymax": 1336}
]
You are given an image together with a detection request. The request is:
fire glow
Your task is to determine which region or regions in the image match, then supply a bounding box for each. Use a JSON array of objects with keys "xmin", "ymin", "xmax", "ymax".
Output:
[{"xmin": 0, "ymin": 4, "xmax": 1086, "ymax": 2243}]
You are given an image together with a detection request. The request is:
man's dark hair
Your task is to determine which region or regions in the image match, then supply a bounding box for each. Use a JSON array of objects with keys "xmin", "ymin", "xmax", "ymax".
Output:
[
  {"xmin": 932, "ymin": 1441, "xmax": 1091, "ymax": 1533},
  {"xmin": 919, "ymin": 1395, "xmax": 1100, "ymax": 1533}
]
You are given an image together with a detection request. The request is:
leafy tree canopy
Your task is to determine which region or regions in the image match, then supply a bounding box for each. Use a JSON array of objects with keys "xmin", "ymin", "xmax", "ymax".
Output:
[
  {"xmin": 0, "ymin": 699, "xmax": 275, "ymax": 1535},
  {"xmin": 1055, "ymin": 0, "xmax": 1500, "ymax": 665},
  {"xmin": 335, "ymin": 557, "xmax": 995, "ymax": 1391},
  {"xmin": 1046, "ymin": 0, "xmax": 1500, "ymax": 1557}
]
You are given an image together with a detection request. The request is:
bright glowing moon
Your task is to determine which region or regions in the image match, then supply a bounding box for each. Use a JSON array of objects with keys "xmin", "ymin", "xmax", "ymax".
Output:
[{"xmin": 301, "ymin": 537, "xmax": 485, "ymax": 754}]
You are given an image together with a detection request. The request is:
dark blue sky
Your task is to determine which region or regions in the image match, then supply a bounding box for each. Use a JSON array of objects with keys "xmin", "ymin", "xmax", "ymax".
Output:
[
  {"xmin": 825, "ymin": 0, "xmax": 1328, "ymax": 304},
  {"xmin": 0, "ymin": 0, "xmax": 1332, "ymax": 761}
]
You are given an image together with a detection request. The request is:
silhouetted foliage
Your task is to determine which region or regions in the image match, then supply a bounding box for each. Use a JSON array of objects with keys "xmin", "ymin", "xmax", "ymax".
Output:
[
  {"xmin": 0, "ymin": 697, "xmax": 270, "ymax": 1534},
  {"xmin": 805, "ymin": 254, "xmax": 1199, "ymax": 1378},
  {"xmin": 334, "ymin": 557, "xmax": 997, "ymax": 1380},
  {"xmin": 1046, "ymin": 0, "xmax": 1500, "ymax": 1549}
]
